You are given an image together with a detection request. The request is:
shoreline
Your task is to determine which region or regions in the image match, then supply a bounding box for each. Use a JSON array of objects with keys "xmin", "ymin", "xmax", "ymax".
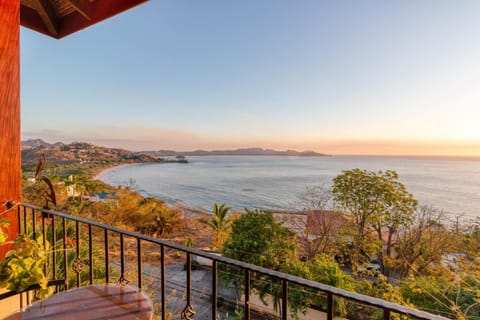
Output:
[
  {"xmin": 92, "ymin": 159, "xmax": 187, "ymax": 181},
  {"xmin": 92, "ymin": 162, "xmax": 212, "ymax": 216},
  {"xmin": 92, "ymin": 163, "xmax": 143, "ymax": 181}
]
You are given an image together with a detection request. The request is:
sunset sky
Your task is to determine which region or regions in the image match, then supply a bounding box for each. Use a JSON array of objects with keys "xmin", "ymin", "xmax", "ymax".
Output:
[{"xmin": 21, "ymin": 1, "xmax": 480, "ymax": 156}]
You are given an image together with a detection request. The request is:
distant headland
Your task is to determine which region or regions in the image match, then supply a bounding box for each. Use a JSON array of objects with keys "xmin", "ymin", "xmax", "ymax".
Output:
[
  {"xmin": 141, "ymin": 147, "xmax": 329, "ymax": 157},
  {"xmin": 22, "ymin": 139, "xmax": 329, "ymax": 158}
]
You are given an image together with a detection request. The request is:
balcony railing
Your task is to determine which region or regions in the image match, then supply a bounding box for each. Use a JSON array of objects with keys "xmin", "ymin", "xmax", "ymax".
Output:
[{"xmin": 1, "ymin": 203, "xmax": 448, "ymax": 320}]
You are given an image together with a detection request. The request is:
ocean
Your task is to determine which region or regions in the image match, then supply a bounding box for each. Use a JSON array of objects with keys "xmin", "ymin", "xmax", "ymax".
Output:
[{"xmin": 97, "ymin": 155, "xmax": 480, "ymax": 219}]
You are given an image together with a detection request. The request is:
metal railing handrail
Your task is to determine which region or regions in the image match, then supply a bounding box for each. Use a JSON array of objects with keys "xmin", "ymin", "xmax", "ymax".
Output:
[
  {"xmin": 19, "ymin": 203, "xmax": 449, "ymax": 320},
  {"xmin": 0, "ymin": 279, "xmax": 65, "ymax": 301}
]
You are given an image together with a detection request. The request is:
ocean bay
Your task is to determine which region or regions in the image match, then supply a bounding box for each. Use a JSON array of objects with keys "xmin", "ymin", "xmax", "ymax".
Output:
[{"xmin": 98, "ymin": 155, "xmax": 480, "ymax": 219}]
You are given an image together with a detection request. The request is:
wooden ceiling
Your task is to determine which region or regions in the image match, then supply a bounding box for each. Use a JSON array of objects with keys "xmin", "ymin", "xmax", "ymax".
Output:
[{"xmin": 20, "ymin": 0, "xmax": 149, "ymax": 39}]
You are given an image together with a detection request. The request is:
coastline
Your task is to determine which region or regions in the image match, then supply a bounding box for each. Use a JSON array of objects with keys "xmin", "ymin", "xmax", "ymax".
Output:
[
  {"xmin": 92, "ymin": 159, "xmax": 188, "ymax": 181},
  {"xmin": 92, "ymin": 162, "xmax": 212, "ymax": 216},
  {"xmin": 92, "ymin": 163, "xmax": 142, "ymax": 181}
]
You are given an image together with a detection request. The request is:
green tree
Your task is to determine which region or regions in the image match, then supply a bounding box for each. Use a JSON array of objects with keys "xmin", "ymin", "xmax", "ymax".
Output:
[
  {"xmin": 332, "ymin": 169, "xmax": 417, "ymax": 275},
  {"xmin": 198, "ymin": 203, "xmax": 232, "ymax": 250},
  {"xmin": 223, "ymin": 209, "xmax": 297, "ymax": 271},
  {"xmin": 222, "ymin": 209, "xmax": 298, "ymax": 317}
]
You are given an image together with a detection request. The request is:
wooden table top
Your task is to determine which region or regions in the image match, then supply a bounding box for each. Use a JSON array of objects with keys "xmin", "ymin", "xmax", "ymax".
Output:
[{"xmin": 19, "ymin": 284, "xmax": 152, "ymax": 320}]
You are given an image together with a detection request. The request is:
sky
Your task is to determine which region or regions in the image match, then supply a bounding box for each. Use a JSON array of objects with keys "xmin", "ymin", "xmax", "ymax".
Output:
[{"xmin": 20, "ymin": 1, "xmax": 480, "ymax": 156}]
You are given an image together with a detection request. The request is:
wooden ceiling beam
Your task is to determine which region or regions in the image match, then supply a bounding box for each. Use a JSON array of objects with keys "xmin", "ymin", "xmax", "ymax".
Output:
[
  {"xmin": 58, "ymin": 0, "xmax": 149, "ymax": 39},
  {"xmin": 20, "ymin": 4, "xmax": 52, "ymax": 36},
  {"xmin": 20, "ymin": 0, "xmax": 37, "ymax": 10},
  {"xmin": 30, "ymin": 0, "xmax": 60, "ymax": 36},
  {"xmin": 21, "ymin": 0, "xmax": 149, "ymax": 39},
  {"xmin": 64, "ymin": 0, "xmax": 92, "ymax": 20}
]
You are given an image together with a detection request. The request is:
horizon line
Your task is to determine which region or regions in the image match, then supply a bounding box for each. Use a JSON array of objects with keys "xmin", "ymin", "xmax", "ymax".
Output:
[{"xmin": 21, "ymin": 137, "xmax": 480, "ymax": 158}]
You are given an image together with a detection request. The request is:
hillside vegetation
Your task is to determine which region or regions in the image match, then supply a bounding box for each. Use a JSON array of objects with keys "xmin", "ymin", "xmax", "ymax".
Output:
[
  {"xmin": 20, "ymin": 142, "xmax": 480, "ymax": 319},
  {"xmin": 22, "ymin": 141, "xmax": 158, "ymax": 165}
]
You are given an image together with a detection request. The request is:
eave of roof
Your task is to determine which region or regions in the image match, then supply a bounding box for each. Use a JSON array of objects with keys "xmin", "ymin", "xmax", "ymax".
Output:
[{"xmin": 20, "ymin": 0, "xmax": 149, "ymax": 39}]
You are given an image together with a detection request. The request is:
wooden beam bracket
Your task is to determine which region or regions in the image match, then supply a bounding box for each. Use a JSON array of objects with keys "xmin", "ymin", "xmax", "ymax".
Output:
[{"xmin": 65, "ymin": 0, "xmax": 92, "ymax": 20}]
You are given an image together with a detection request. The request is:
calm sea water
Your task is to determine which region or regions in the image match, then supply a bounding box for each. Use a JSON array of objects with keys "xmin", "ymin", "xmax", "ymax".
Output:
[{"xmin": 98, "ymin": 156, "xmax": 480, "ymax": 218}]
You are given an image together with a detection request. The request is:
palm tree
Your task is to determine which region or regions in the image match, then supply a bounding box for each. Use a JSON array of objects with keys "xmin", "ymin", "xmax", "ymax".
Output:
[{"xmin": 199, "ymin": 203, "xmax": 232, "ymax": 250}]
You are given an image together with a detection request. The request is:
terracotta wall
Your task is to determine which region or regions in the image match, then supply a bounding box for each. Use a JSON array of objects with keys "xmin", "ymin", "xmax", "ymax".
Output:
[{"xmin": 0, "ymin": 0, "xmax": 21, "ymax": 258}]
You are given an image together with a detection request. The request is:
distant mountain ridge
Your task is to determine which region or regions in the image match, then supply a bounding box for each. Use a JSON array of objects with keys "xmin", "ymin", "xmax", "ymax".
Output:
[
  {"xmin": 21, "ymin": 140, "xmax": 328, "ymax": 164},
  {"xmin": 142, "ymin": 147, "xmax": 329, "ymax": 157},
  {"xmin": 22, "ymin": 138, "xmax": 64, "ymax": 149}
]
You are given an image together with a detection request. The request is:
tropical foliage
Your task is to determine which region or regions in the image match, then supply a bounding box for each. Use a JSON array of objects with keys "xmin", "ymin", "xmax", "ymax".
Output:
[
  {"xmin": 199, "ymin": 203, "xmax": 232, "ymax": 249},
  {"xmin": 0, "ymin": 219, "xmax": 50, "ymax": 298}
]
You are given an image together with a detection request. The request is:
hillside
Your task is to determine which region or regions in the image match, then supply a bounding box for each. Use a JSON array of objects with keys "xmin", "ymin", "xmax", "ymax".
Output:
[
  {"xmin": 21, "ymin": 141, "xmax": 327, "ymax": 166},
  {"xmin": 22, "ymin": 141, "xmax": 158, "ymax": 165}
]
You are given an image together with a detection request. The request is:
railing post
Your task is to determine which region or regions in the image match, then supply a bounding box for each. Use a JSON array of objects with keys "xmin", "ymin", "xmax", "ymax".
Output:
[
  {"xmin": 186, "ymin": 253, "xmax": 191, "ymax": 304},
  {"xmin": 160, "ymin": 245, "xmax": 166, "ymax": 320},
  {"xmin": 23, "ymin": 205, "xmax": 27, "ymax": 234},
  {"xmin": 212, "ymin": 260, "xmax": 218, "ymax": 320},
  {"xmin": 32, "ymin": 208, "xmax": 36, "ymax": 240},
  {"xmin": 119, "ymin": 233, "xmax": 126, "ymax": 284},
  {"xmin": 62, "ymin": 217, "xmax": 68, "ymax": 290},
  {"xmin": 327, "ymin": 292, "xmax": 334, "ymax": 320},
  {"xmin": 244, "ymin": 270, "xmax": 250, "ymax": 320},
  {"xmin": 42, "ymin": 214, "xmax": 47, "ymax": 275},
  {"xmin": 137, "ymin": 238, "xmax": 142, "ymax": 289},
  {"xmin": 181, "ymin": 252, "xmax": 195, "ymax": 319},
  {"xmin": 88, "ymin": 224, "xmax": 93, "ymax": 285},
  {"xmin": 75, "ymin": 221, "xmax": 81, "ymax": 287},
  {"xmin": 104, "ymin": 229, "xmax": 109, "ymax": 283},
  {"xmin": 52, "ymin": 215, "xmax": 56, "ymax": 291},
  {"xmin": 282, "ymin": 280, "xmax": 288, "ymax": 320},
  {"xmin": 17, "ymin": 205, "xmax": 21, "ymax": 233},
  {"xmin": 384, "ymin": 309, "xmax": 391, "ymax": 320}
]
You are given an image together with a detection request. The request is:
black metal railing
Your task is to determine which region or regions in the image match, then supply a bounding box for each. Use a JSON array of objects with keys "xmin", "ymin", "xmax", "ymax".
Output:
[{"xmin": 6, "ymin": 203, "xmax": 448, "ymax": 320}]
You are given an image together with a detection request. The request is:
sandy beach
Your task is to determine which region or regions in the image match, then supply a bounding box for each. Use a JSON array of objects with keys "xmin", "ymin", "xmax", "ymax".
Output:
[{"xmin": 93, "ymin": 163, "xmax": 141, "ymax": 181}]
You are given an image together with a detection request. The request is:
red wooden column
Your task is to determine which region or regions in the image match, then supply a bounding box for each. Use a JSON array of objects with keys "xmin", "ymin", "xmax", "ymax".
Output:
[{"xmin": 0, "ymin": 0, "xmax": 21, "ymax": 258}]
